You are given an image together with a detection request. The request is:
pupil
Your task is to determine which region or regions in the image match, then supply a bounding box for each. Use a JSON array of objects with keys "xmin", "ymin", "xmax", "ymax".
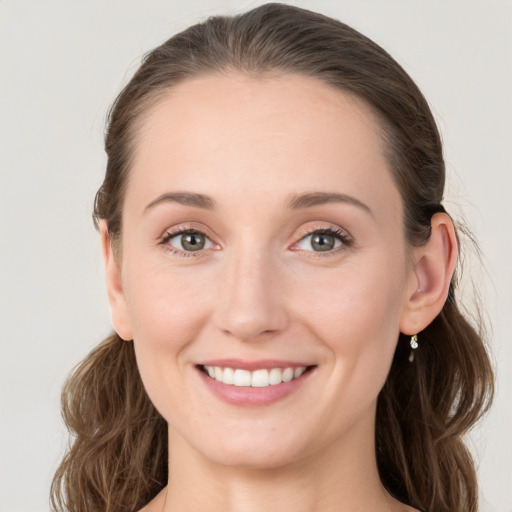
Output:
[
  {"xmin": 182, "ymin": 233, "xmax": 205, "ymax": 251},
  {"xmin": 311, "ymin": 233, "xmax": 334, "ymax": 251}
]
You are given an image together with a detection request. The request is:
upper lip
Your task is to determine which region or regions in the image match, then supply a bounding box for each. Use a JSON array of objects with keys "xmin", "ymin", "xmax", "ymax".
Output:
[{"xmin": 197, "ymin": 359, "xmax": 315, "ymax": 371}]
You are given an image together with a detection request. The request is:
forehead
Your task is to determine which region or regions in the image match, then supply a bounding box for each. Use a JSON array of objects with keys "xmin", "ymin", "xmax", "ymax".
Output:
[{"xmin": 126, "ymin": 73, "xmax": 401, "ymax": 218}]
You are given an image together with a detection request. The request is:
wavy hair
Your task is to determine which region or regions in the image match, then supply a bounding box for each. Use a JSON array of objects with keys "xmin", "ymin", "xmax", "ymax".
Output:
[{"xmin": 51, "ymin": 4, "xmax": 494, "ymax": 511}]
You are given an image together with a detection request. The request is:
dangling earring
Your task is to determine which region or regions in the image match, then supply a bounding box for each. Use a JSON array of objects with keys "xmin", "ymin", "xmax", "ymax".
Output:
[{"xmin": 409, "ymin": 334, "xmax": 419, "ymax": 363}]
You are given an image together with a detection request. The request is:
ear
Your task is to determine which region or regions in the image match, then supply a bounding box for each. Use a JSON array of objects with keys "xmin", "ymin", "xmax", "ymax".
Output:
[
  {"xmin": 99, "ymin": 220, "xmax": 133, "ymax": 341},
  {"xmin": 400, "ymin": 213, "xmax": 458, "ymax": 335}
]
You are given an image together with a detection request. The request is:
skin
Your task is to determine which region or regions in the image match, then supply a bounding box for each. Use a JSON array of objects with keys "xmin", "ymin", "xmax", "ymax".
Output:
[{"xmin": 101, "ymin": 74, "xmax": 457, "ymax": 512}]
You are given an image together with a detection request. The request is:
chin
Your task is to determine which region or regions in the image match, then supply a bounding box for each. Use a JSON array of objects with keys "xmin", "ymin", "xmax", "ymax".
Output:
[{"xmin": 186, "ymin": 426, "xmax": 312, "ymax": 470}]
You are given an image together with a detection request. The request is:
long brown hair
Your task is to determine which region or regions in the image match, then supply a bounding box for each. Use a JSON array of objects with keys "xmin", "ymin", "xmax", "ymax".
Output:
[{"xmin": 51, "ymin": 4, "xmax": 494, "ymax": 511}]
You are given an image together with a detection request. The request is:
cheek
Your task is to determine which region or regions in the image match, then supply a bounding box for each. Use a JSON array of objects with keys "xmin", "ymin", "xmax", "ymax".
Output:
[
  {"xmin": 288, "ymin": 259, "xmax": 407, "ymax": 433},
  {"xmin": 121, "ymin": 261, "xmax": 212, "ymax": 415},
  {"xmin": 291, "ymin": 254, "xmax": 407, "ymax": 384},
  {"xmin": 295, "ymin": 259, "xmax": 405, "ymax": 336},
  {"xmin": 124, "ymin": 257, "xmax": 211, "ymax": 343}
]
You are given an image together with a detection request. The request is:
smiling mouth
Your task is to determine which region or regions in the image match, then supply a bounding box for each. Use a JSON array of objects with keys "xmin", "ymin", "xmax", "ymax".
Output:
[{"xmin": 198, "ymin": 365, "xmax": 316, "ymax": 387}]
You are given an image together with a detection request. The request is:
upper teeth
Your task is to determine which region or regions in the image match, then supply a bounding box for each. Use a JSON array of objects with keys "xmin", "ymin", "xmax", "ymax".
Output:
[{"xmin": 203, "ymin": 366, "xmax": 307, "ymax": 387}]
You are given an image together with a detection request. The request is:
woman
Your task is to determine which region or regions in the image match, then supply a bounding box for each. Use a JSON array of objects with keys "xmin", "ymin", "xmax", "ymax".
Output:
[{"xmin": 51, "ymin": 4, "xmax": 494, "ymax": 512}]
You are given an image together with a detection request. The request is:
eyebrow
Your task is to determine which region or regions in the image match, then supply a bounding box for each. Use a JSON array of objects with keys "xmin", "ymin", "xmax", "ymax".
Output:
[
  {"xmin": 143, "ymin": 190, "xmax": 372, "ymax": 216},
  {"xmin": 144, "ymin": 192, "xmax": 216, "ymax": 212},
  {"xmin": 287, "ymin": 192, "xmax": 373, "ymax": 216}
]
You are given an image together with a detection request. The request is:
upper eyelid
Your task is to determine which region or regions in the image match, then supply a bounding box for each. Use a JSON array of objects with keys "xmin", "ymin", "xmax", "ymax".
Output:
[
  {"xmin": 160, "ymin": 223, "xmax": 215, "ymax": 241},
  {"xmin": 294, "ymin": 223, "xmax": 352, "ymax": 240},
  {"xmin": 299, "ymin": 229, "xmax": 348, "ymax": 241}
]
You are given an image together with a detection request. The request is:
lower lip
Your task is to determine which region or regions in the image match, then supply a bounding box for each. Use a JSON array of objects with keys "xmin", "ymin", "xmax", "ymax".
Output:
[{"xmin": 196, "ymin": 367, "xmax": 314, "ymax": 407}]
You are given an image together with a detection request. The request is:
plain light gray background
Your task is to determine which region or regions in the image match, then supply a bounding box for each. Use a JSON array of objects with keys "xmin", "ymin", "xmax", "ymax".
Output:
[{"xmin": 1, "ymin": 1, "xmax": 511, "ymax": 511}]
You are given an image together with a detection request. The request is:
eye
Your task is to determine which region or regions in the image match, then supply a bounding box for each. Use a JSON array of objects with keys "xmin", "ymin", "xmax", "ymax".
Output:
[
  {"xmin": 293, "ymin": 228, "xmax": 348, "ymax": 253},
  {"xmin": 164, "ymin": 230, "xmax": 216, "ymax": 252}
]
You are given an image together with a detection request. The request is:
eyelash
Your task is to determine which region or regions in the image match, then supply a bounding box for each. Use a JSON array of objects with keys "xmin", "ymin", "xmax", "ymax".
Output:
[{"xmin": 158, "ymin": 225, "xmax": 352, "ymax": 258}]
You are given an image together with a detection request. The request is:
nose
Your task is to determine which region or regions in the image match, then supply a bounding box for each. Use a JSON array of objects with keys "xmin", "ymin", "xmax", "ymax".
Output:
[{"xmin": 213, "ymin": 247, "xmax": 288, "ymax": 342}]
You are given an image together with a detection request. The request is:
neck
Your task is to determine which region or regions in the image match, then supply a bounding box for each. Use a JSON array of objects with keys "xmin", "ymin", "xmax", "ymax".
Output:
[{"xmin": 157, "ymin": 415, "xmax": 404, "ymax": 512}]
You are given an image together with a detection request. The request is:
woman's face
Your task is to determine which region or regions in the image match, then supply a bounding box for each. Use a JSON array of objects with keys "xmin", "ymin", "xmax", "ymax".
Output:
[{"xmin": 109, "ymin": 74, "xmax": 418, "ymax": 468}]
